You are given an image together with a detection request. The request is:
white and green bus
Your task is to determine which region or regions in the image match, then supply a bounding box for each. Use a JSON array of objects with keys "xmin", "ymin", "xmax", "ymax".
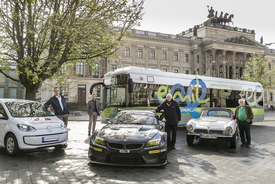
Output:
[{"xmin": 91, "ymin": 66, "xmax": 264, "ymax": 125}]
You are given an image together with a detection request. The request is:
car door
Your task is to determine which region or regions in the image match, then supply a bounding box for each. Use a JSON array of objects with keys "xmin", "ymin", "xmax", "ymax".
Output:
[{"xmin": 0, "ymin": 103, "xmax": 9, "ymax": 146}]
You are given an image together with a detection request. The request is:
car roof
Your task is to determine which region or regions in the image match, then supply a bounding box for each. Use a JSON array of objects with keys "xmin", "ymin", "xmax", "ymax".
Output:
[
  {"xmin": 118, "ymin": 110, "xmax": 156, "ymax": 117},
  {"xmin": 0, "ymin": 98, "xmax": 38, "ymax": 103}
]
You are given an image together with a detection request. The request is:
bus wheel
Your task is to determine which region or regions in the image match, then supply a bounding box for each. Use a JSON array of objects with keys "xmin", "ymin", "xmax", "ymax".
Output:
[
  {"xmin": 186, "ymin": 134, "xmax": 194, "ymax": 146},
  {"xmin": 5, "ymin": 134, "xmax": 19, "ymax": 156}
]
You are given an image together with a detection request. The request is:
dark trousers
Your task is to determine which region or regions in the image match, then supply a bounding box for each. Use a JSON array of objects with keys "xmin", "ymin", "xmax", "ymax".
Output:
[
  {"xmin": 165, "ymin": 124, "xmax": 177, "ymax": 147},
  {"xmin": 238, "ymin": 121, "xmax": 251, "ymax": 145}
]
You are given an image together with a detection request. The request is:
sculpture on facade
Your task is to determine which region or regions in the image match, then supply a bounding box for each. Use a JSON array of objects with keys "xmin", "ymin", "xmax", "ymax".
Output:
[{"xmin": 207, "ymin": 6, "xmax": 234, "ymax": 26}]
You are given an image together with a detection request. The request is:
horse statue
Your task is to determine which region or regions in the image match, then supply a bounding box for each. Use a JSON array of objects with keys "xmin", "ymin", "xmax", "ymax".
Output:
[
  {"xmin": 222, "ymin": 13, "xmax": 229, "ymax": 25},
  {"xmin": 217, "ymin": 11, "xmax": 223, "ymax": 25},
  {"xmin": 224, "ymin": 14, "xmax": 234, "ymax": 26}
]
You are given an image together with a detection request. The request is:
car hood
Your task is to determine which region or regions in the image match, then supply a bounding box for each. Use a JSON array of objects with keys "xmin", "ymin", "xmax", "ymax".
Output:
[
  {"xmin": 13, "ymin": 116, "xmax": 63, "ymax": 128},
  {"xmin": 97, "ymin": 124, "xmax": 159, "ymax": 143},
  {"xmin": 196, "ymin": 117, "xmax": 232, "ymax": 129}
]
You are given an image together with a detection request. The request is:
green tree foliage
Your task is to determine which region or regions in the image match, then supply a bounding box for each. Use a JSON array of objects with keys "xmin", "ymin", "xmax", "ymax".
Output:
[
  {"xmin": 0, "ymin": 0, "xmax": 144, "ymax": 100},
  {"xmin": 241, "ymin": 52, "xmax": 275, "ymax": 89}
]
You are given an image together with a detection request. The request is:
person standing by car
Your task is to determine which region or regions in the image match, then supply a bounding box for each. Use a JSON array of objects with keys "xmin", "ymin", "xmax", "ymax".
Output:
[
  {"xmin": 153, "ymin": 94, "xmax": 181, "ymax": 150},
  {"xmin": 44, "ymin": 87, "xmax": 70, "ymax": 127},
  {"xmin": 231, "ymin": 99, "xmax": 254, "ymax": 148},
  {"xmin": 87, "ymin": 94, "xmax": 101, "ymax": 136}
]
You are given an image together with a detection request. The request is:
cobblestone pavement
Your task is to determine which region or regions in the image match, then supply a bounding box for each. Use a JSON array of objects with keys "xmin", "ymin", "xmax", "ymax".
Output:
[{"xmin": 1, "ymin": 112, "xmax": 275, "ymax": 184}]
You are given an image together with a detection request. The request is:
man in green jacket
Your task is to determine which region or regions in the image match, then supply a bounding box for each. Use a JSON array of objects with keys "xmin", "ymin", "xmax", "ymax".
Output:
[{"xmin": 231, "ymin": 99, "xmax": 254, "ymax": 148}]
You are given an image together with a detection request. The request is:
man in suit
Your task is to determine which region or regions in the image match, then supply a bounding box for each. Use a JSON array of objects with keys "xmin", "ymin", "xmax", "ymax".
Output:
[
  {"xmin": 44, "ymin": 87, "xmax": 70, "ymax": 127},
  {"xmin": 87, "ymin": 94, "xmax": 101, "ymax": 136}
]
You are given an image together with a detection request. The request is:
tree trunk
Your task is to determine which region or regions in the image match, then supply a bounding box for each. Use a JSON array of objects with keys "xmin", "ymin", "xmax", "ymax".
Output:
[{"xmin": 24, "ymin": 84, "xmax": 40, "ymax": 100}]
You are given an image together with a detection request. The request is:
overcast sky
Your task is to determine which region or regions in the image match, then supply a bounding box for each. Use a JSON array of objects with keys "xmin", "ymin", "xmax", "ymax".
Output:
[{"xmin": 136, "ymin": 0, "xmax": 275, "ymax": 49}]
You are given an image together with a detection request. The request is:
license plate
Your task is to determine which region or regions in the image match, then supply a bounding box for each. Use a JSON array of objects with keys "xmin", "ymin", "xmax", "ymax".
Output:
[
  {"xmin": 119, "ymin": 149, "xmax": 130, "ymax": 153},
  {"xmin": 149, "ymin": 150, "xmax": 160, "ymax": 154},
  {"xmin": 42, "ymin": 135, "xmax": 59, "ymax": 142},
  {"xmin": 94, "ymin": 147, "xmax": 102, "ymax": 152},
  {"xmin": 200, "ymin": 134, "xmax": 217, "ymax": 139}
]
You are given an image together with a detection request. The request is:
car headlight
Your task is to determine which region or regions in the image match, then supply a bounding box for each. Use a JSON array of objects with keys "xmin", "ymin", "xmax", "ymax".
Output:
[
  {"xmin": 95, "ymin": 137, "xmax": 106, "ymax": 146},
  {"xmin": 186, "ymin": 124, "xmax": 193, "ymax": 132},
  {"xmin": 17, "ymin": 124, "xmax": 37, "ymax": 132},
  {"xmin": 225, "ymin": 126, "xmax": 233, "ymax": 135},
  {"xmin": 60, "ymin": 122, "xmax": 66, "ymax": 130},
  {"xmin": 145, "ymin": 138, "xmax": 161, "ymax": 147}
]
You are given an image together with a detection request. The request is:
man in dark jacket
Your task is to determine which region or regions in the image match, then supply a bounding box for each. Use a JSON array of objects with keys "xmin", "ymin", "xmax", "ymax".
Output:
[
  {"xmin": 87, "ymin": 94, "xmax": 101, "ymax": 136},
  {"xmin": 153, "ymin": 94, "xmax": 181, "ymax": 149},
  {"xmin": 231, "ymin": 99, "xmax": 254, "ymax": 148},
  {"xmin": 44, "ymin": 87, "xmax": 70, "ymax": 127}
]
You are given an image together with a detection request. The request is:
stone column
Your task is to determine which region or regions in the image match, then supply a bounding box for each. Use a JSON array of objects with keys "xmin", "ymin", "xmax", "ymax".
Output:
[
  {"xmin": 131, "ymin": 43, "xmax": 136, "ymax": 66},
  {"xmin": 243, "ymin": 52, "xmax": 247, "ymax": 73},
  {"xmin": 192, "ymin": 49, "xmax": 198, "ymax": 74},
  {"xmin": 232, "ymin": 51, "xmax": 236, "ymax": 79},
  {"xmin": 144, "ymin": 45, "xmax": 149, "ymax": 68},
  {"xmin": 168, "ymin": 48, "xmax": 173, "ymax": 72},
  {"xmin": 156, "ymin": 46, "xmax": 161, "ymax": 69},
  {"xmin": 211, "ymin": 49, "xmax": 216, "ymax": 77},
  {"xmin": 222, "ymin": 50, "xmax": 227, "ymax": 78},
  {"xmin": 179, "ymin": 49, "xmax": 184, "ymax": 73},
  {"xmin": 203, "ymin": 51, "xmax": 208, "ymax": 76}
]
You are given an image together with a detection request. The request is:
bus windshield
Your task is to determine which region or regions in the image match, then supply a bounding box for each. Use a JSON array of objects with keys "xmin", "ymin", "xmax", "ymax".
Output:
[{"xmin": 102, "ymin": 85, "xmax": 126, "ymax": 109}]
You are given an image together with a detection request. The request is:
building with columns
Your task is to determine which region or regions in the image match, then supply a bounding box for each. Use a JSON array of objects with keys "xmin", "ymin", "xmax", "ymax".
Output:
[{"xmin": 23, "ymin": 22, "xmax": 275, "ymax": 109}]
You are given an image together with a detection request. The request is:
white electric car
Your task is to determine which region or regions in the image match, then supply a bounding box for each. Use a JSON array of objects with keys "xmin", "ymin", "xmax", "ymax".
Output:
[{"xmin": 0, "ymin": 99, "xmax": 68, "ymax": 155}]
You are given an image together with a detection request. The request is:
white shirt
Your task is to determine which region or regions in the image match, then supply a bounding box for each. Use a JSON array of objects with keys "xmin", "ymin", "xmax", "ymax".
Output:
[{"xmin": 55, "ymin": 95, "xmax": 64, "ymax": 111}]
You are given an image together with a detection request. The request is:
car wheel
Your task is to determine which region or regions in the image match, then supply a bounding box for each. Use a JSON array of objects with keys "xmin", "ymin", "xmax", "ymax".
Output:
[
  {"xmin": 5, "ymin": 134, "xmax": 19, "ymax": 156},
  {"xmin": 230, "ymin": 132, "xmax": 237, "ymax": 148},
  {"xmin": 186, "ymin": 134, "xmax": 194, "ymax": 146}
]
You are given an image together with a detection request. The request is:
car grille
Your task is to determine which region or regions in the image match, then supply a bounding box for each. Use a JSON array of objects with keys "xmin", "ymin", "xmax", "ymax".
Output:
[
  {"xmin": 194, "ymin": 129, "xmax": 208, "ymax": 134},
  {"xmin": 209, "ymin": 130, "xmax": 223, "ymax": 135},
  {"xmin": 126, "ymin": 144, "xmax": 143, "ymax": 150},
  {"xmin": 109, "ymin": 153, "xmax": 145, "ymax": 165},
  {"xmin": 108, "ymin": 143, "xmax": 123, "ymax": 149}
]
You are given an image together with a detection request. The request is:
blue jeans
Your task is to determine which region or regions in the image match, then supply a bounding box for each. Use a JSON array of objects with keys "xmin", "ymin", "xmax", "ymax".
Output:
[{"xmin": 238, "ymin": 121, "xmax": 251, "ymax": 145}]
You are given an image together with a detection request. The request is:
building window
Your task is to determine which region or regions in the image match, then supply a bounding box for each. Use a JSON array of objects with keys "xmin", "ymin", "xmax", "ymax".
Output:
[
  {"xmin": 60, "ymin": 85, "xmax": 68, "ymax": 96},
  {"xmin": 173, "ymin": 53, "xmax": 178, "ymax": 61},
  {"xmin": 184, "ymin": 54, "xmax": 189, "ymax": 62},
  {"xmin": 173, "ymin": 69, "xmax": 178, "ymax": 73},
  {"xmin": 236, "ymin": 67, "xmax": 239, "ymax": 79},
  {"xmin": 219, "ymin": 66, "xmax": 223, "ymax": 78},
  {"xmin": 162, "ymin": 52, "xmax": 167, "ymax": 60},
  {"xmin": 209, "ymin": 55, "xmax": 213, "ymax": 63},
  {"xmin": 240, "ymin": 67, "xmax": 243, "ymax": 78},
  {"xmin": 196, "ymin": 69, "xmax": 199, "ymax": 75},
  {"xmin": 76, "ymin": 62, "xmax": 84, "ymax": 75},
  {"xmin": 61, "ymin": 65, "xmax": 67, "ymax": 73},
  {"xmin": 184, "ymin": 70, "xmax": 189, "ymax": 74},
  {"xmin": 92, "ymin": 63, "xmax": 99, "ymax": 78},
  {"xmin": 95, "ymin": 85, "xmax": 101, "ymax": 97},
  {"xmin": 9, "ymin": 88, "xmax": 17, "ymax": 98},
  {"xmin": 162, "ymin": 68, "xmax": 167, "ymax": 72},
  {"xmin": 0, "ymin": 88, "xmax": 4, "ymax": 98},
  {"xmin": 125, "ymin": 47, "xmax": 130, "ymax": 57},
  {"xmin": 111, "ymin": 64, "xmax": 117, "ymax": 72},
  {"xmin": 269, "ymin": 77, "xmax": 272, "ymax": 86},
  {"xmin": 150, "ymin": 50, "xmax": 155, "ymax": 59},
  {"xmin": 197, "ymin": 55, "xmax": 199, "ymax": 63},
  {"xmin": 210, "ymin": 68, "xmax": 213, "ymax": 77},
  {"xmin": 268, "ymin": 63, "xmax": 272, "ymax": 70},
  {"xmin": 138, "ymin": 49, "xmax": 143, "ymax": 58},
  {"xmin": 270, "ymin": 92, "xmax": 273, "ymax": 101}
]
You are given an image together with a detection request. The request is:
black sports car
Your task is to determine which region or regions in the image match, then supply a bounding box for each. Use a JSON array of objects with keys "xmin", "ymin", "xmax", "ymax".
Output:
[{"xmin": 88, "ymin": 110, "xmax": 167, "ymax": 166}]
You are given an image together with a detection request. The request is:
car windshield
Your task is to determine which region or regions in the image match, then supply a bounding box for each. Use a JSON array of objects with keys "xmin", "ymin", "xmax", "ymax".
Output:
[
  {"xmin": 200, "ymin": 109, "xmax": 232, "ymax": 118},
  {"xmin": 113, "ymin": 113, "xmax": 158, "ymax": 125},
  {"xmin": 5, "ymin": 102, "xmax": 54, "ymax": 117}
]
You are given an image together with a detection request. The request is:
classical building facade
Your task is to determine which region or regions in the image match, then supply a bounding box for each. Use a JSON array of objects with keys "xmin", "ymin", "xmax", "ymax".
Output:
[{"xmin": 1, "ymin": 21, "xmax": 275, "ymax": 109}]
